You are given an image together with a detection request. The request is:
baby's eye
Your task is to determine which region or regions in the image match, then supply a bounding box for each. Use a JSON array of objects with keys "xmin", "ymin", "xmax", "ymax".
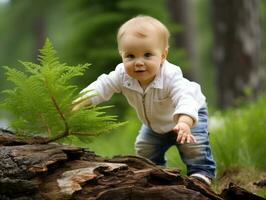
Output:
[
  {"xmin": 126, "ymin": 54, "xmax": 135, "ymax": 59},
  {"xmin": 144, "ymin": 53, "xmax": 152, "ymax": 58}
]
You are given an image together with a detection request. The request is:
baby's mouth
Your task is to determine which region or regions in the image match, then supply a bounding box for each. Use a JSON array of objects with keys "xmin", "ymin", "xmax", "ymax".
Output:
[{"xmin": 135, "ymin": 69, "xmax": 146, "ymax": 73}]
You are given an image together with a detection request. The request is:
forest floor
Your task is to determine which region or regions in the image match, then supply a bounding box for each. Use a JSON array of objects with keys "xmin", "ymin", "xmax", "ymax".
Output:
[{"xmin": 213, "ymin": 166, "xmax": 266, "ymax": 197}]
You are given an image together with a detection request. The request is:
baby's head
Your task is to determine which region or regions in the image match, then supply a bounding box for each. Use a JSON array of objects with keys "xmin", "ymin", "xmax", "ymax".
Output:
[
  {"xmin": 117, "ymin": 15, "xmax": 170, "ymax": 52},
  {"xmin": 116, "ymin": 16, "xmax": 170, "ymax": 87}
]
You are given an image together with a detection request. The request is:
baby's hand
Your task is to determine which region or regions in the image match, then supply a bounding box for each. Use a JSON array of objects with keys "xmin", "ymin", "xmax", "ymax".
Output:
[
  {"xmin": 72, "ymin": 96, "xmax": 92, "ymax": 111},
  {"xmin": 173, "ymin": 122, "xmax": 197, "ymax": 144}
]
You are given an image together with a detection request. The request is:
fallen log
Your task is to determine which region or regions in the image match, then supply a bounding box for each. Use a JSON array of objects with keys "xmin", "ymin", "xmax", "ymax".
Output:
[{"xmin": 0, "ymin": 129, "xmax": 265, "ymax": 200}]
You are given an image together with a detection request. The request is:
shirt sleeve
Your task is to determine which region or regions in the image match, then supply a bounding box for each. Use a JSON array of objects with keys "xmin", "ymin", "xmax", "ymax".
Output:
[
  {"xmin": 168, "ymin": 67, "xmax": 206, "ymax": 125},
  {"xmin": 80, "ymin": 64, "xmax": 123, "ymax": 105}
]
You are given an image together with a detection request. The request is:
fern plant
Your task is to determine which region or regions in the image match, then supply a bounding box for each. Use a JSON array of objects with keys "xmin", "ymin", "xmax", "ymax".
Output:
[{"xmin": 1, "ymin": 39, "xmax": 123, "ymax": 147}]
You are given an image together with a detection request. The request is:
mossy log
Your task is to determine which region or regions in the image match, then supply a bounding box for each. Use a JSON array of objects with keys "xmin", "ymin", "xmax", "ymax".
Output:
[{"xmin": 0, "ymin": 129, "xmax": 265, "ymax": 200}]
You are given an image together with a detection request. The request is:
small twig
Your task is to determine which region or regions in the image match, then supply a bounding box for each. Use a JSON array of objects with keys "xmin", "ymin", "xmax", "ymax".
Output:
[
  {"xmin": 46, "ymin": 131, "xmax": 68, "ymax": 143},
  {"xmin": 254, "ymin": 179, "xmax": 266, "ymax": 187},
  {"xmin": 0, "ymin": 128, "xmax": 15, "ymax": 135}
]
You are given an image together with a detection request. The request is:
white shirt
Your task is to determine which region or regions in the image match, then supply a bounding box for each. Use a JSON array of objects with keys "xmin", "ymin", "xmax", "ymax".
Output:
[{"xmin": 81, "ymin": 60, "xmax": 206, "ymax": 133}]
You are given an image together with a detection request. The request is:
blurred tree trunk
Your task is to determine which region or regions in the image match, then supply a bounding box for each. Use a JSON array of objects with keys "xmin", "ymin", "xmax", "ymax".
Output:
[
  {"xmin": 167, "ymin": 0, "xmax": 199, "ymax": 81},
  {"xmin": 212, "ymin": 0, "xmax": 263, "ymax": 108},
  {"xmin": 33, "ymin": 17, "xmax": 46, "ymax": 59}
]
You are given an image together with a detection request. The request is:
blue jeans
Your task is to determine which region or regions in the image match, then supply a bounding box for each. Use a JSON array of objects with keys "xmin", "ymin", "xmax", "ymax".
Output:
[{"xmin": 135, "ymin": 107, "xmax": 216, "ymax": 178}]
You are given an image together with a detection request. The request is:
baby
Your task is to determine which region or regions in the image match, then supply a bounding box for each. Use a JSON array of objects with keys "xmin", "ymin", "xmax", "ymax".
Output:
[{"xmin": 73, "ymin": 15, "xmax": 216, "ymax": 185}]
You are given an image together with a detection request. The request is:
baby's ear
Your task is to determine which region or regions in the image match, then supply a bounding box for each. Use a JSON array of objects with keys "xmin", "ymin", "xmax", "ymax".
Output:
[{"xmin": 161, "ymin": 48, "xmax": 168, "ymax": 62}]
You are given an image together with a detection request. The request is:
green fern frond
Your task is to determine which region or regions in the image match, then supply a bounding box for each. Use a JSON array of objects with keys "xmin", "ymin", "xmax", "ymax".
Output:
[
  {"xmin": 1, "ymin": 38, "xmax": 124, "ymax": 146},
  {"xmin": 38, "ymin": 38, "xmax": 60, "ymax": 67},
  {"xmin": 19, "ymin": 61, "xmax": 42, "ymax": 75},
  {"xmin": 4, "ymin": 66, "xmax": 29, "ymax": 87},
  {"xmin": 59, "ymin": 64, "xmax": 90, "ymax": 83}
]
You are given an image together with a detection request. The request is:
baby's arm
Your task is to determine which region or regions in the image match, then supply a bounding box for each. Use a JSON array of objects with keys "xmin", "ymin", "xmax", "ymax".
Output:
[
  {"xmin": 173, "ymin": 114, "xmax": 197, "ymax": 144},
  {"xmin": 72, "ymin": 64, "xmax": 123, "ymax": 111}
]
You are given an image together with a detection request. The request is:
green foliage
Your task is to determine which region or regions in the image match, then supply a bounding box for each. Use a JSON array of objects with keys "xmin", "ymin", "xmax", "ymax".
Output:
[
  {"xmin": 89, "ymin": 108, "xmax": 138, "ymax": 156},
  {"xmin": 1, "ymin": 39, "xmax": 124, "ymax": 145},
  {"xmin": 210, "ymin": 94, "xmax": 266, "ymax": 173}
]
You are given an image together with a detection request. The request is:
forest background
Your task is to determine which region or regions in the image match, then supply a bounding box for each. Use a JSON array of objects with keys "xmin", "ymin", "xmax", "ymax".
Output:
[{"xmin": 0, "ymin": 0, "xmax": 265, "ymax": 195}]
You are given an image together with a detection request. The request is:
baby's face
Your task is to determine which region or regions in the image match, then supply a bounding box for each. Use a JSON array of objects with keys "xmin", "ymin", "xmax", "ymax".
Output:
[{"xmin": 119, "ymin": 31, "xmax": 167, "ymax": 87}]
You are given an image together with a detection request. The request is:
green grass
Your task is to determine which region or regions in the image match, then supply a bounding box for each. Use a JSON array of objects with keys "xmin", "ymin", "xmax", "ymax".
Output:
[
  {"xmin": 166, "ymin": 146, "xmax": 187, "ymax": 174},
  {"xmin": 88, "ymin": 108, "xmax": 140, "ymax": 157},
  {"xmin": 210, "ymin": 95, "xmax": 266, "ymax": 174}
]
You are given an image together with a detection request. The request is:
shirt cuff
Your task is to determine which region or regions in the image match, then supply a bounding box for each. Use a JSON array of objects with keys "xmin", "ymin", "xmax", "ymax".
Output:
[{"xmin": 173, "ymin": 105, "xmax": 199, "ymax": 126}]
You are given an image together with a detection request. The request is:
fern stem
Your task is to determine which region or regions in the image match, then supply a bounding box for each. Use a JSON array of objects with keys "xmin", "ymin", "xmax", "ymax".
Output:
[
  {"xmin": 46, "ymin": 131, "xmax": 68, "ymax": 143},
  {"xmin": 43, "ymin": 77, "xmax": 70, "ymax": 137},
  {"xmin": 45, "ymin": 131, "xmax": 97, "ymax": 143},
  {"xmin": 50, "ymin": 95, "xmax": 69, "ymax": 135}
]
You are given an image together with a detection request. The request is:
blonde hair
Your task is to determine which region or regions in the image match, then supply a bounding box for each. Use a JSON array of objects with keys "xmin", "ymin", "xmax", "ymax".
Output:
[{"xmin": 117, "ymin": 15, "xmax": 170, "ymax": 50}]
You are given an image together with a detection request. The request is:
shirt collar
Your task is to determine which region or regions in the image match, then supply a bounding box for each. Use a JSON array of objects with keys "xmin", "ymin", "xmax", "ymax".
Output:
[{"xmin": 122, "ymin": 61, "xmax": 165, "ymax": 92}]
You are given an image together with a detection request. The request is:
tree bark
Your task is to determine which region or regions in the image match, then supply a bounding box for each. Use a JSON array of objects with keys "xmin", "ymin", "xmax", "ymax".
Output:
[
  {"xmin": 0, "ymin": 129, "xmax": 265, "ymax": 200},
  {"xmin": 212, "ymin": 0, "xmax": 263, "ymax": 108},
  {"xmin": 167, "ymin": 0, "xmax": 199, "ymax": 81}
]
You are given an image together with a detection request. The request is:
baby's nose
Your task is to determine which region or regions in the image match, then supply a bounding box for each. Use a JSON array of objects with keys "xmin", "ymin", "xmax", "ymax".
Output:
[{"xmin": 135, "ymin": 58, "xmax": 144, "ymax": 66}]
